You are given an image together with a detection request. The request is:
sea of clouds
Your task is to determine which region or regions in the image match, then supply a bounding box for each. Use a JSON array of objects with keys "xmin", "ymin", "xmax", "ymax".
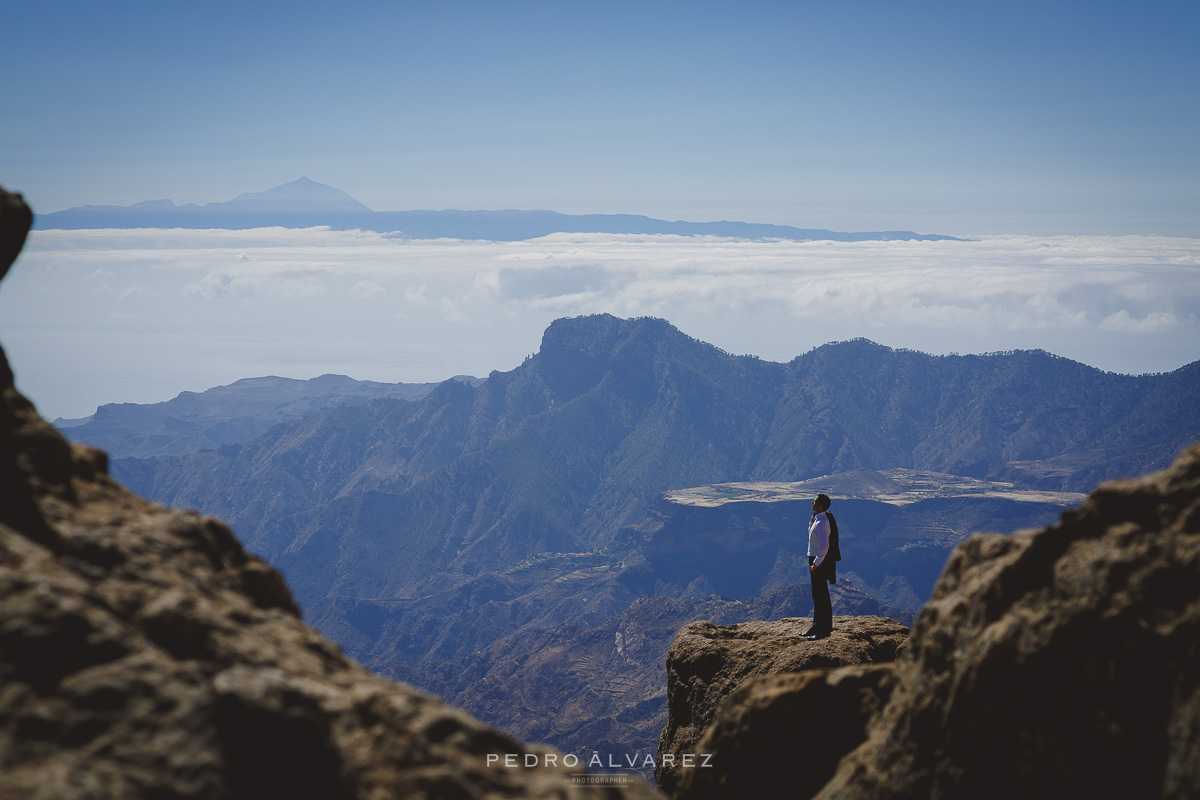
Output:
[{"xmin": 2, "ymin": 228, "xmax": 1198, "ymax": 420}]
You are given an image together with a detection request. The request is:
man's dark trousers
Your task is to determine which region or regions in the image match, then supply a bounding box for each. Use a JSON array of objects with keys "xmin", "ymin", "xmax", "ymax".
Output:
[{"xmin": 809, "ymin": 556, "xmax": 832, "ymax": 634}]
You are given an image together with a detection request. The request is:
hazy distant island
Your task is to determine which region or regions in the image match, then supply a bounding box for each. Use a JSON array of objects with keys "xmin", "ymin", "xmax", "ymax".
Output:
[{"xmin": 36, "ymin": 177, "xmax": 963, "ymax": 242}]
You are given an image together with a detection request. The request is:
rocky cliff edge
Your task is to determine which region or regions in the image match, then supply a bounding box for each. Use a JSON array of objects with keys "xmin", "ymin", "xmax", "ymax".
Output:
[
  {"xmin": 657, "ymin": 440, "xmax": 1200, "ymax": 799},
  {"xmin": 654, "ymin": 615, "xmax": 909, "ymax": 795},
  {"xmin": 0, "ymin": 188, "xmax": 657, "ymax": 798}
]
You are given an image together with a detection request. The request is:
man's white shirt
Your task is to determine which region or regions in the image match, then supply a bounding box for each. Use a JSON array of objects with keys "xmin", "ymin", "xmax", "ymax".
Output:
[{"xmin": 808, "ymin": 512, "xmax": 830, "ymax": 567}]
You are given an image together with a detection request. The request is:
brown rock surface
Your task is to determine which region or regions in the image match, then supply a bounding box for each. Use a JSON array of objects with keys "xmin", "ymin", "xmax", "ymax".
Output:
[
  {"xmin": 654, "ymin": 615, "xmax": 908, "ymax": 794},
  {"xmin": 0, "ymin": 188, "xmax": 658, "ymax": 799},
  {"xmin": 678, "ymin": 664, "xmax": 896, "ymax": 800},
  {"xmin": 815, "ymin": 441, "xmax": 1200, "ymax": 799}
]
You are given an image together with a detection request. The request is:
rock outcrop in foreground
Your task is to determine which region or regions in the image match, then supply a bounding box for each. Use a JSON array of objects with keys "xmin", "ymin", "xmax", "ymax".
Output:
[
  {"xmin": 659, "ymin": 441, "xmax": 1200, "ymax": 799},
  {"xmin": 0, "ymin": 189, "xmax": 657, "ymax": 799},
  {"xmin": 655, "ymin": 615, "xmax": 909, "ymax": 795}
]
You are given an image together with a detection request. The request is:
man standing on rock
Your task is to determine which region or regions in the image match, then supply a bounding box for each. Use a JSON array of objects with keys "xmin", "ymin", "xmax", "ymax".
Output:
[{"xmin": 805, "ymin": 493, "xmax": 834, "ymax": 640}]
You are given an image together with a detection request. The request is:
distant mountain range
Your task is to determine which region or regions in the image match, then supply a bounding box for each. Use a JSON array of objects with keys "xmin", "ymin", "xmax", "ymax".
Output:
[
  {"xmin": 92, "ymin": 314, "xmax": 1199, "ymax": 766},
  {"xmin": 37, "ymin": 177, "xmax": 962, "ymax": 242},
  {"xmin": 57, "ymin": 373, "xmax": 481, "ymax": 458}
]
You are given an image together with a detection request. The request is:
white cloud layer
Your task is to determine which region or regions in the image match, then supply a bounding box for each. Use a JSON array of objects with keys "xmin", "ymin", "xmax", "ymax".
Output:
[{"xmin": 2, "ymin": 228, "xmax": 1198, "ymax": 420}]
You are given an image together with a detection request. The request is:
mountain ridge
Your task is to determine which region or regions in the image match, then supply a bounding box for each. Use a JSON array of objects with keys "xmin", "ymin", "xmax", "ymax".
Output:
[
  {"xmin": 37, "ymin": 178, "xmax": 962, "ymax": 242},
  {"xmin": 108, "ymin": 313, "xmax": 1200, "ymax": 645},
  {"xmin": 56, "ymin": 372, "xmax": 482, "ymax": 458},
  {"xmin": 111, "ymin": 314, "xmax": 1200, "ymax": 558}
]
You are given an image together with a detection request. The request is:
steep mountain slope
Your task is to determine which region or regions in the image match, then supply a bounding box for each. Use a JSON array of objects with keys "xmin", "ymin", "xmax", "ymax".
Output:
[
  {"xmin": 757, "ymin": 339, "xmax": 1200, "ymax": 484},
  {"xmin": 118, "ymin": 317, "xmax": 790, "ymax": 600},
  {"xmin": 117, "ymin": 316, "xmax": 1200, "ymax": 582}
]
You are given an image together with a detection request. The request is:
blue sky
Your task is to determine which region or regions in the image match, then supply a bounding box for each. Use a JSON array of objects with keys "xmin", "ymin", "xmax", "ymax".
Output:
[{"xmin": 4, "ymin": 0, "xmax": 1198, "ymax": 236}]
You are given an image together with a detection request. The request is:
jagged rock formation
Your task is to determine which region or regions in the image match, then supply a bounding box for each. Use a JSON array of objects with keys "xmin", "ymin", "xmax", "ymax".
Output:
[
  {"xmin": 0, "ymin": 187, "xmax": 657, "ymax": 799},
  {"xmin": 654, "ymin": 615, "xmax": 909, "ymax": 795},
  {"xmin": 658, "ymin": 442, "xmax": 1200, "ymax": 799}
]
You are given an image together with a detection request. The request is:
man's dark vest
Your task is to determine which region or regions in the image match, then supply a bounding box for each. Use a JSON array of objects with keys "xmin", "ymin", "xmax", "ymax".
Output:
[
  {"xmin": 827, "ymin": 512, "xmax": 841, "ymax": 562},
  {"xmin": 824, "ymin": 512, "xmax": 841, "ymax": 583}
]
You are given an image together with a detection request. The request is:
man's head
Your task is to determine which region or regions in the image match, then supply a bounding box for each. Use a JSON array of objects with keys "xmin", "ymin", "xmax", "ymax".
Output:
[{"xmin": 812, "ymin": 493, "xmax": 831, "ymax": 513}]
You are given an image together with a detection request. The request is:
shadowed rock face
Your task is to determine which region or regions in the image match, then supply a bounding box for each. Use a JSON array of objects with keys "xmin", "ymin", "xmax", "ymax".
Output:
[
  {"xmin": 654, "ymin": 615, "xmax": 909, "ymax": 795},
  {"xmin": 679, "ymin": 665, "xmax": 896, "ymax": 800},
  {"xmin": 0, "ymin": 188, "xmax": 659, "ymax": 799}
]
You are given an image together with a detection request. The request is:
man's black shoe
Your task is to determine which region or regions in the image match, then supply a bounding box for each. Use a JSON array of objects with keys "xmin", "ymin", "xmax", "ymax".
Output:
[
  {"xmin": 799, "ymin": 627, "xmax": 815, "ymax": 637},
  {"xmin": 805, "ymin": 631, "xmax": 831, "ymax": 640}
]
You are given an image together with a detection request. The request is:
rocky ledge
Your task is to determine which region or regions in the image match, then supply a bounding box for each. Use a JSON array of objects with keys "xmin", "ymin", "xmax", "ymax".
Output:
[
  {"xmin": 657, "ymin": 440, "xmax": 1200, "ymax": 799},
  {"xmin": 0, "ymin": 188, "xmax": 657, "ymax": 799},
  {"xmin": 654, "ymin": 615, "xmax": 908, "ymax": 794}
]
